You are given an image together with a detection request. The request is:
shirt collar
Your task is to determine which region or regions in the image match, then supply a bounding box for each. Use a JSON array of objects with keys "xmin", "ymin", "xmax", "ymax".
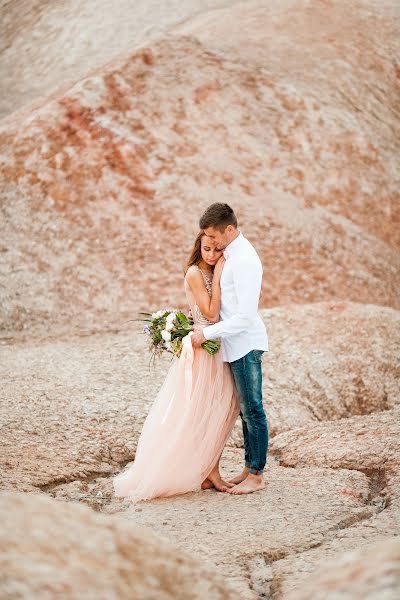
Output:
[{"xmin": 223, "ymin": 231, "xmax": 243, "ymax": 258}]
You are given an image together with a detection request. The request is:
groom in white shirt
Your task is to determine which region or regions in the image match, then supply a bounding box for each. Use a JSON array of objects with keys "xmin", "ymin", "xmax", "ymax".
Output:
[{"xmin": 192, "ymin": 203, "xmax": 269, "ymax": 495}]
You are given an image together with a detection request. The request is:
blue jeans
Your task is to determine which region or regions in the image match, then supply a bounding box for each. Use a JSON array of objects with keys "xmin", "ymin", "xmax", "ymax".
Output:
[{"xmin": 230, "ymin": 349, "xmax": 268, "ymax": 474}]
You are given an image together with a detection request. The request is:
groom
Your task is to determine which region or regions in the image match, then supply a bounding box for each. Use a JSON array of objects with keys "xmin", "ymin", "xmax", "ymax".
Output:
[{"xmin": 191, "ymin": 203, "xmax": 269, "ymax": 495}]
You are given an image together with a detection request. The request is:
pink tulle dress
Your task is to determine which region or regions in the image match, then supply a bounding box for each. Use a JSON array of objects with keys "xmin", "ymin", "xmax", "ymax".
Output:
[{"xmin": 113, "ymin": 266, "xmax": 239, "ymax": 503}]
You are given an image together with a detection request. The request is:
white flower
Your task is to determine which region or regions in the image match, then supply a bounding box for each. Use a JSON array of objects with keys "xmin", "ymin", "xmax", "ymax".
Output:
[
  {"xmin": 161, "ymin": 329, "xmax": 171, "ymax": 342},
  {"xmin": 165, "ymin": 320, "xmax": 174, "ymax": 331},
  {"xmin": 165, "ymin": 341, "xmax": 173, "ymax": 352},
  {"xmin": 152, "ymin": 309, "xmax": 165, "ymax": 320},
  {"xmin": 166, "ymin": 312, "xmax": 176, "ymax": 323}
]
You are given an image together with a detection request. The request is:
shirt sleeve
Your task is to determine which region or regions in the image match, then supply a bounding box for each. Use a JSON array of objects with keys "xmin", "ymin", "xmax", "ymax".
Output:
[{"xmin": 203, "ymin": 258, "xmax": 262, "ymax": 340}]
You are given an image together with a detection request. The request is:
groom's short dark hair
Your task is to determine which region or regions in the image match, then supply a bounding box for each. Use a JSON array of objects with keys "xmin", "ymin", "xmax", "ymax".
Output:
[{"xmin": 199, "ymin": 203, "xmax": 238, "ymax": 232}]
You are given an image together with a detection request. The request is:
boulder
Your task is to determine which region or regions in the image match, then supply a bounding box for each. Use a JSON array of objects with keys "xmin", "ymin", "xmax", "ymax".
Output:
[
  {"xmin": 285, "ymin": 539, "xmax": 400, "ymax": 600},
  {"xmin": 0, "ymin": 490, "xmax": 235, "ymax": 599}
]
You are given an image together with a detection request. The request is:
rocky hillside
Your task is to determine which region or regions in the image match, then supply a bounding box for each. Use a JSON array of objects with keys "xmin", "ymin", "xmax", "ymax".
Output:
[
  {"xmin": 1, "ymin": 0, "xmax": 399, "ymax": 338},
  {"xmin": 0, "ymin": 0, "xmax": 240, "ymax": 118}
]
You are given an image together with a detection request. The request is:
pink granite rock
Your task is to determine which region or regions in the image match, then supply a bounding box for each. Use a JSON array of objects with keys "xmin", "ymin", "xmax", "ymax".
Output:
[
  {"xmin": 285, "ymin": 539, "xmax": 400, "ymax": 600},
  {"xmin": 0, "ymin": 490, "xmax": 235, "ymax": 599}
]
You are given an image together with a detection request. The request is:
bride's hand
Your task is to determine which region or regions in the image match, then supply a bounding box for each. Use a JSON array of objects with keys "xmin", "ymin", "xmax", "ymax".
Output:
[{"xmin": 213, "ymin": 256, "xmax": 226, "ymax": 279}]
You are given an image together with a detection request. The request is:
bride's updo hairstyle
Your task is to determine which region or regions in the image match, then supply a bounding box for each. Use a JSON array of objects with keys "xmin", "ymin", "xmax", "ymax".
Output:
[
  {"xmin": 199, "ymin": 202, "xmax": 237, "ymax": 232},
  {"xmin": 185, "ymin": 231, "xmax": 205, "ymax": 275}
]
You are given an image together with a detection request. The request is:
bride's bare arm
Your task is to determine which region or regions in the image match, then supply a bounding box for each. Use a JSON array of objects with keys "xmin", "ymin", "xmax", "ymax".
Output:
[{"xmin": 185, "ymin": 259, "xmax": 225, "ymax": 323}]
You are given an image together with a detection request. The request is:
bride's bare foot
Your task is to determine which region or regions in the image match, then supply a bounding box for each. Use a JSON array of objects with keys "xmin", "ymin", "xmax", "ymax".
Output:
[
  {"xmin": 201, "ymin": 478, "xmax": 214, "ymax": 490},
  {"xmin": 228, "ymin": 467, "xmax": 250, "ymax": 485},
  {"xmin": 227, "ymin": 473, "xmax": 266, "ymax": 495},
  {"xmin": 208, "ymin": 473, "xmax": 235, "ymax": 492},
  {"xmin": 202, "ymin": 469, "xmax": 235, "ymax": 492}
]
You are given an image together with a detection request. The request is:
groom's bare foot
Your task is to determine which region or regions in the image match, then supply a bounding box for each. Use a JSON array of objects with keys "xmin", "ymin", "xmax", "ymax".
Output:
[
  {"xmin": 227, "ymin": 473, "xmax": 266, "ymax": 495},
  {"xmin": 228, "ymin": 467, "xmax": 250, "ymax": 485}
]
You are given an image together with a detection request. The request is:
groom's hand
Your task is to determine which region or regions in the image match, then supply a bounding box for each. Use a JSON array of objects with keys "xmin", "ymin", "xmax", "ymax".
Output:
[{"xmin": 191, "ymin": 326, "xmax": 206, "ymax": 348}]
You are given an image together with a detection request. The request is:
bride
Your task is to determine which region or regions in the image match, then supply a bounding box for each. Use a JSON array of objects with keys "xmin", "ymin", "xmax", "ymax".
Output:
[{"xmin": 113, "ymin": 231, "xmax": 240, "ymax": 502}]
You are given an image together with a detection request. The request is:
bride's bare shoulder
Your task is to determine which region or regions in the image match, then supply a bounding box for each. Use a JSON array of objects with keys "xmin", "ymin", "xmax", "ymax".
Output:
[
  {"xmin": 185, "ymin": 265, "xmax": 202, "ymax": 286},
  {"xmin": 185, "ymin": 264, "xmax": 200, "ymax": 276}
]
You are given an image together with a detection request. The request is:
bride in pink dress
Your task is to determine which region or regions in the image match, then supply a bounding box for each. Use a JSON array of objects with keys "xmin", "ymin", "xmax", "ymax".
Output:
[{"xmin": 113, "ymin": 232, "xmax": 240, "ymax": 503}]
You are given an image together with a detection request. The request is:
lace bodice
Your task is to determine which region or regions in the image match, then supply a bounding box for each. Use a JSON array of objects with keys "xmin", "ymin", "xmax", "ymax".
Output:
[{"xmin": 184, "ymin": 265, "xmax": 214, "ymax": 326}]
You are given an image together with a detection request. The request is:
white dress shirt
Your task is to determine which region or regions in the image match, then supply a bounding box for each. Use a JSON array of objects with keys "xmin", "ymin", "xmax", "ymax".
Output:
[{"xmin": 203, "ymin": 232, "xmax": 269, "ymax": 362}]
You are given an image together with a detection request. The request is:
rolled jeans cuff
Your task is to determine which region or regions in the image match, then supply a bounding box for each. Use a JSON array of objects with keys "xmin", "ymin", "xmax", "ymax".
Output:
[{"xmin": 249, "ymin": 467, "xmax": 264, "ymax": 475}]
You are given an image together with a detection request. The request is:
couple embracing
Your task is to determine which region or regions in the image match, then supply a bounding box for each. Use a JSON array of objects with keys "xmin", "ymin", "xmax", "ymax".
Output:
[{"xmin": 114, "ymin": 203, "xmax": 269, "ymax": 502}]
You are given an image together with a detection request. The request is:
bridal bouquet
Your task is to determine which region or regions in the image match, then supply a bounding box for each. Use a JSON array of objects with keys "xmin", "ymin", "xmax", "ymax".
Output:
[{"xmin": 139, "ymin": 309, "xmax": 220, "ymax": 362}]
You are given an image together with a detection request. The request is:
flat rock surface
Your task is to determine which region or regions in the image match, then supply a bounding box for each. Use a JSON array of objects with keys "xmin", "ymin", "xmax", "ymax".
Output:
[
  {"xmin": 115, "ymin": 454, "xmax": 378, "ymax": 598},
  {"xmin": 1, "ymin": 302, "xmax": 399, "ymax": 492}
]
